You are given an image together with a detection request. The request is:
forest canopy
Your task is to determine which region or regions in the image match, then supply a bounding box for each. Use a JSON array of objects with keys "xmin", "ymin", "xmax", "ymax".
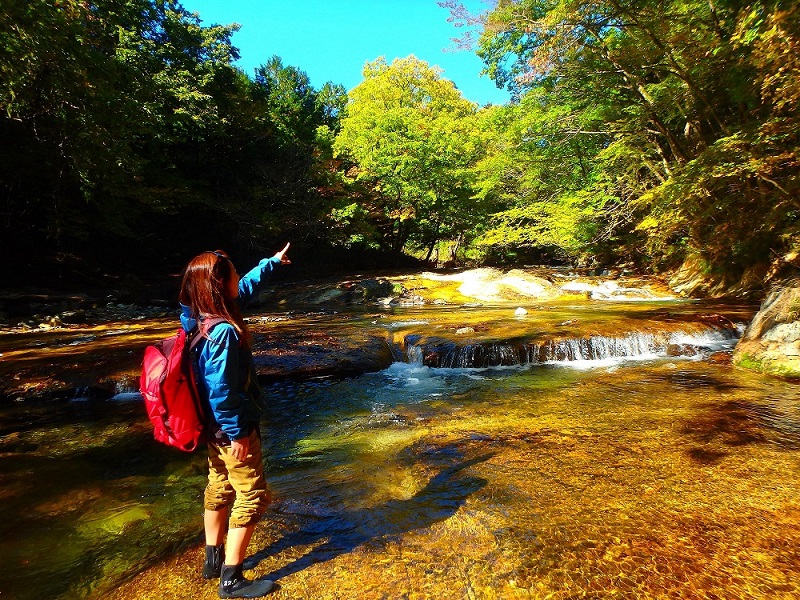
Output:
[
  {"xmin": 464, "ymin": 0, "xmax": 799, "ymax": 278},
  {"xmin": 1, "ymin": 0, "xmax": 797, "ymax": 289}
]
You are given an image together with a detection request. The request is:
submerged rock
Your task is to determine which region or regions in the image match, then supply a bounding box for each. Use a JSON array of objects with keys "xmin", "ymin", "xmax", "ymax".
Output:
[
  {"xmin": 666, "ymin": 343, "xmax": 701, "ymax": 357},
  {"xmin": 707, "ymin": 351, "xmax": 732, "ymax": 365},
  {"xmin": 734, "ymin": 278, "xmax": 800, "ymax": 378}
]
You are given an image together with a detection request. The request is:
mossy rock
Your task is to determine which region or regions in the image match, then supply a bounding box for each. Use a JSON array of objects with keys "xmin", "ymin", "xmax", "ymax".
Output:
[{"xmin": 734, "ymin": 278, "xmax": 800, "ymax": 379}]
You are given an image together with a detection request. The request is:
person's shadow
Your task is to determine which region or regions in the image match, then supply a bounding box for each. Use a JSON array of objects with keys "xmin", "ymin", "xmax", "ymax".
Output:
[{"xmin": 245, "ymin": 452, "xmax": 492, "ymax": 582}]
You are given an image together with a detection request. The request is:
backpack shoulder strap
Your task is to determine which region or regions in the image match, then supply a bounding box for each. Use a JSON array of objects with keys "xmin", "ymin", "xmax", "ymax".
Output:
[{"xmin": 188, "ymin": 317, "xmax": 228, "ymax": 351}]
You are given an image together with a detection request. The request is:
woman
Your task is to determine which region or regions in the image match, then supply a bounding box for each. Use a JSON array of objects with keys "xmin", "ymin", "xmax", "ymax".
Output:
[{"xmin": 178, "ymin": 244, "xmax": 290, "ymax": 599}]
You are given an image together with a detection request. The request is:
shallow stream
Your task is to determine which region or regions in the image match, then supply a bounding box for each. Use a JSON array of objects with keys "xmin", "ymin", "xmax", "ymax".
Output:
[{"xmin": 2, "ymin": 293, "xmax": 800, "ymax": 599}]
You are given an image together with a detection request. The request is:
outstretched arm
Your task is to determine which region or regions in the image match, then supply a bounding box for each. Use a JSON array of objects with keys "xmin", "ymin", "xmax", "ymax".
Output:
[{"xmin": 237, "ymin": 242, "xmax": 291, "ymax": 305}]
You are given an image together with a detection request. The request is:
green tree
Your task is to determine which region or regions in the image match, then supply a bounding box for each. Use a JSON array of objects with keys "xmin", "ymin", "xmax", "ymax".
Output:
[
  {"xmin": 466, "ymin": 0, "xmax": 799, "ymax": 275},
  {"xmin": 242, "ymin": 56, "xmax": 349, "ymax": 245},
  {"xmin": 0, "ymin": 0, "xmax": 243, "ymax": 277},
  {"xmin": 334, "ymin": 55, "xmax": 486, "ymax": 258},
  {"xmin": 472, "ymin": 87, "xmax": 613, "ymax": 264},
  {"xmin": 0, "ymin": 0, "xmax": 353, "ymax": 280}
]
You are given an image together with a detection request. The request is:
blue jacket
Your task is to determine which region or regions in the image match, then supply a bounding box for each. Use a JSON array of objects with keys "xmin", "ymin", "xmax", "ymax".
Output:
[{"xmin": 180, "ymin": 256, "xmax": 281, "ymax": 440}]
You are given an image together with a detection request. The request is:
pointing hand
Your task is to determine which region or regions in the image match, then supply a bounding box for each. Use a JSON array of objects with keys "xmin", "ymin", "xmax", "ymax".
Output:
[{"xmin": 274, "ymin": 242, "xmax": 291, "ymax": 264}]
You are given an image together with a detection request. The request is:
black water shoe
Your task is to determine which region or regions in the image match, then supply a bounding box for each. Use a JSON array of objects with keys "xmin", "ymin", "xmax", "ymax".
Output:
[
  {"xmin": 218, "ymin": 564, "xmax": 274, "ymax": 598},
  {"xmin": 203, "ymin": 543, "xmax": 224, "ymax": 579}
]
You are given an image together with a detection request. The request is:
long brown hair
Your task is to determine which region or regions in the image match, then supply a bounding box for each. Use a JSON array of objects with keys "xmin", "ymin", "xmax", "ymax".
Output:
[{"xmin": 178, "ymin": 250, "xmax": 252, "ymax": 346}]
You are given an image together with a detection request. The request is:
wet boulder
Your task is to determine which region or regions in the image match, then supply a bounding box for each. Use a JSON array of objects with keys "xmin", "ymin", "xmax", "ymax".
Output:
[
  {"xmin": 666, "ymin": 343, "xmax": 701, "ymax": 357},
  {"xmin": 59, "ymin": 310, "xmax": 87, "ymax": 324},
  {"xmin": 355, "ymin": 278, "xmax": 397, "ymax": 301},
  {"xmin": 707, "ymin": 351, "xmax": 732, "ymax": 365},
  {"xmin": 279, "ymin": 278, "xmax": 401, "ymax": 306},
  {"xmin": 309, "ymin": 288, "xmax": 346, "ymax": 304},
  {"xmin": 734, "ymin": 278, "xmax": 800, "ymax": 378},
  {"xmin": 251, "ymin": 325, "xmax": 393, "ymax": 380}
]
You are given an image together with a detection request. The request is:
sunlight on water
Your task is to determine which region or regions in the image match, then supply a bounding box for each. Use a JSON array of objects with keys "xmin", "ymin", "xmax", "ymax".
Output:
[{"xmin": 248, "ymin": 357, "xmax": 800, "ymax": 599}]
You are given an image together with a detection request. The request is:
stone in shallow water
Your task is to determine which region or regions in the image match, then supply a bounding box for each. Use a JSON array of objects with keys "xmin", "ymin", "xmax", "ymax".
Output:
[
  {"xmin": 77, "ymin": 505, "xmax": 152, "ymax": 535},
  {"xmin": 666, "ymin": 343, "xmax": 701, "ymax": 357},
  {"xmin": 707, "ymin": 351, "xmax": 732, "ymax": 365}
]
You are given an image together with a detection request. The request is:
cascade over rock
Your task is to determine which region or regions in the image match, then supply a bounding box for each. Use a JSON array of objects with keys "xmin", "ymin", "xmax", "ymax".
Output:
[
  {"xmin": 402, "ymin": 321, "xmax": 741, "ymax": 369},
  {"xmin": 734, "ymin": 278, "xmax": 800, "ymax": 378}
]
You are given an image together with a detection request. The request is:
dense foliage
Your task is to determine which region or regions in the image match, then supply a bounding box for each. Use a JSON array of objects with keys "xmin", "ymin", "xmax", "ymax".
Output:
[
  {"xmin": 334, "ymin": 57, "xmax": 488, "ymax": 261},
  {"xmin": 1, "ymin": 0, "xmax": 796, "ymax": 289},
  {"xmin": 0, "ymin": 0, "xmax": 347, "ymax": 285},
  {"xmin": 465, "ymin": 0, "xmax": 799, "ymax": 277}
]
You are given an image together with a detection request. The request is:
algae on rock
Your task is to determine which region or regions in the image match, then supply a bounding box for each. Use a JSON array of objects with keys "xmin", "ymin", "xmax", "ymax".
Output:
[{"xmin": 734, "ymin": 278, "xmax": 800, "ymax": 378}]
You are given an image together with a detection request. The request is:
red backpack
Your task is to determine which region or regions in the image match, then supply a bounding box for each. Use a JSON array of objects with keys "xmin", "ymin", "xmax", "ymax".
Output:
[{"xmin": 140, "ymin": 318, "xmax": 225, "ymax": 451}]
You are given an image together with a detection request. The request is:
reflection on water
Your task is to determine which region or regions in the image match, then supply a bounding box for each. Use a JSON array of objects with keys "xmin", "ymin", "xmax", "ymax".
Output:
[{"xmin": 3, "ymin": 301, "xmax": 800, "ymax": 599}]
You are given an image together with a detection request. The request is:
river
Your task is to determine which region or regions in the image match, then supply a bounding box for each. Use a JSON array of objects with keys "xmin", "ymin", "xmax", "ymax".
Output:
[{"xmin": 1, "ymin": 273, "xmax": 799, "ymax": 599}]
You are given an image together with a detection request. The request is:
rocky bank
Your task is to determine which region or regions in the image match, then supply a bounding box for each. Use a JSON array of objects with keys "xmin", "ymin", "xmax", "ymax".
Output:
[{"xmin": 734, "ymin": 277, "xmax": 800, "ymax": 378}]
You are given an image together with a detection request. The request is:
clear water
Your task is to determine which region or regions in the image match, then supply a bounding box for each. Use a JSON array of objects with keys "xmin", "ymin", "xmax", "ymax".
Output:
[{"xmin": 2, "ymin": 300, "xmax": 800, "ymax": 599}]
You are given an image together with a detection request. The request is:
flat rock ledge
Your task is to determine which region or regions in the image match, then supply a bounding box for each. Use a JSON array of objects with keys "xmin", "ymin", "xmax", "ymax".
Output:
[
  {"xmin": 734, "ymin": 277, "xmax": 800, "ymax": 378},
  {"xmin": 251, "ymin": 327, "xmax": 394, "ymax": 382}
]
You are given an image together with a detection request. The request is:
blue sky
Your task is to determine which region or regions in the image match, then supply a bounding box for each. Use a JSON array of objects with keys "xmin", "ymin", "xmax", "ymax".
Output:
[{"xmin": 181, "ymin": 0, "xmax": 510, "ymax": 106}]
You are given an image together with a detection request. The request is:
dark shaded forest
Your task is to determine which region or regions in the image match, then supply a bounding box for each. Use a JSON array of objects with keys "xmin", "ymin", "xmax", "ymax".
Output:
[{"xmin": 1, "ymin": 0, "xmax": 797, "ymax": 293}]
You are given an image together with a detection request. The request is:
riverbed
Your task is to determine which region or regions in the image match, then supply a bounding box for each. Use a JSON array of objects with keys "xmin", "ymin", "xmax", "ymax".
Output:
[{"xmin": 2, "ymin": 270, "xmax": 799, "ymax": 599}]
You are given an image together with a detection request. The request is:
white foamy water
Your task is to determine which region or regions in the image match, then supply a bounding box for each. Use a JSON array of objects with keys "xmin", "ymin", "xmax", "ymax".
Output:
[
  {"xmin": 386, "ymin": 320, "xmax": 430, "ymax": 329},
  {"xmin": 545, "ymin": 352, "xmax": 664, "ymax": 370},
  {"xmin": 402, "ymin": 324, "xmax": 746, "ymax": 371}
]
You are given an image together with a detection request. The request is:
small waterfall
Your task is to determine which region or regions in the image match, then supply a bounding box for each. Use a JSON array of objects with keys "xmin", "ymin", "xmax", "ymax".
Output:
[
  {"xmin": 528, "ymin": 332, "xmax": 662, "ymax": 364},
  {"xmin": 441, "ymin": 342, "xmax": 525, "ymax": 369},
  {"xmin": 404, "ymin": 325, "xmax": 741, "ymax": 369},
  {"xmin": 406, "ymin": 343, "xmax": 425, "ymax": 365}
]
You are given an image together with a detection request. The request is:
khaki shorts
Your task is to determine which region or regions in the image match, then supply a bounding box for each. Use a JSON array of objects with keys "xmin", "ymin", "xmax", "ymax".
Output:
[{"xmin": 204, "ymin": 427, "xmax": 270, "ymax": 528}]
